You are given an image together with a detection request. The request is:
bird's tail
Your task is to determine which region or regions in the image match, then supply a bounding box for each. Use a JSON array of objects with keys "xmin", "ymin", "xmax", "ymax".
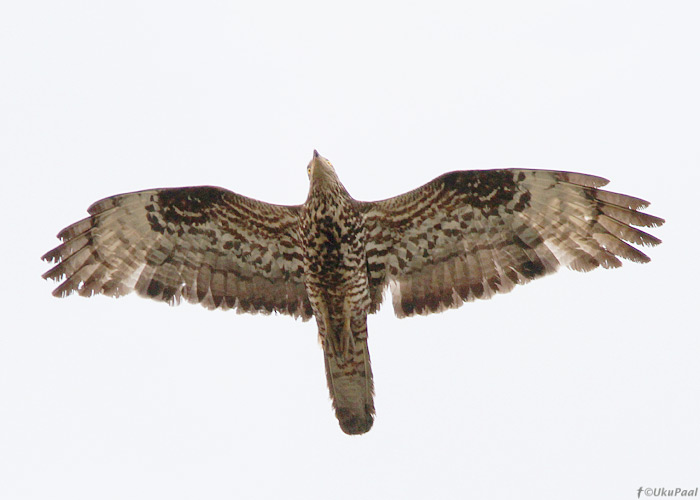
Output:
[{"xmin": 324, "ymin": 338, "xmax": 375, "ymax": 435}]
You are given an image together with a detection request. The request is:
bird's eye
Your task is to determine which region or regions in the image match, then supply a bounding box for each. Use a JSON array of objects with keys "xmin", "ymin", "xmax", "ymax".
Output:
[{"xmin": 307, "ymin": 166, "xmax": 312, "ymax": 175}]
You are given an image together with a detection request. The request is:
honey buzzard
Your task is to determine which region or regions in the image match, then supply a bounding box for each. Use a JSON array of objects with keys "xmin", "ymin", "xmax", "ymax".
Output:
[{"xmin": 43, "ymin": 151, "xmax": 664, "ymax": 434}]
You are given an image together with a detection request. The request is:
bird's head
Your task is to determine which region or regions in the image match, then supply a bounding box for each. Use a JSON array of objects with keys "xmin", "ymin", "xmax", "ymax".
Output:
[{"xmin": 307, "ymin": 150, "xmax": 341, "ymax": 188}]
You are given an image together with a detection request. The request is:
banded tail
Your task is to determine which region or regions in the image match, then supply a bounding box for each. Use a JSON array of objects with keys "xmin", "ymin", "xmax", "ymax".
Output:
[{"xmin": 324, "ymin": 339, "xmax": 375, "ymax": 435}]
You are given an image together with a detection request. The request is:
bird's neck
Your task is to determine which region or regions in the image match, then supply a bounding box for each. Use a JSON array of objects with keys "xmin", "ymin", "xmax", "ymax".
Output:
[{"xmin": 307, "ymin": 178, "xmax": 351, "ymax": 205}]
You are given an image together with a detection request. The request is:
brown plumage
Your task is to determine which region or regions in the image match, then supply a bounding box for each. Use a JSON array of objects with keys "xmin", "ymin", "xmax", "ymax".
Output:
[{"xmin": 42, "ymin": 150, "xmax": 664, "ymax": 434}]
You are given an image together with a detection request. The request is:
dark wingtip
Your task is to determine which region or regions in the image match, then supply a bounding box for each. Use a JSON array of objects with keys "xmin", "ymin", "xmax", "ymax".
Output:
[{"xmin": 41, "ymin": 247, "xmax": 61, "ymax": 263}]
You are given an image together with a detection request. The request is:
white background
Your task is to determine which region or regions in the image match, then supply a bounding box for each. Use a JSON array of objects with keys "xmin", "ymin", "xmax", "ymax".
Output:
[{"xmin": 1, "ymin": 1, "xmax": 698, "ymax": 499}]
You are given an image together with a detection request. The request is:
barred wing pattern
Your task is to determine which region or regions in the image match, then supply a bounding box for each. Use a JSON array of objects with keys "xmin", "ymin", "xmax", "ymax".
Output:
[
  {"xmin": 42, "ymin": 186, "xmax": 313, "ymax": 319},
  {"xmin": 361, "ymin": 169, "xmax": 664, "ymax": 317}
]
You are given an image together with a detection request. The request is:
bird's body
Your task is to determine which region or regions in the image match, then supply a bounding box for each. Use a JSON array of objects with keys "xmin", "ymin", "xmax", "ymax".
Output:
[
  {"xmin": 43, "ymin": 151, "xmax": 664, "ymax": 434},
  {"xmin": 302, "ymin": 153, "xmax": 374, "ymax": 433}
]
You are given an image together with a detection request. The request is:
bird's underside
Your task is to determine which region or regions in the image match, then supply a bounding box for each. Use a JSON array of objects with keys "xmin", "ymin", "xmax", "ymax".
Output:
[{"xmin": 42, "ymin": 151, "xmax": 664, "ymax": 435}]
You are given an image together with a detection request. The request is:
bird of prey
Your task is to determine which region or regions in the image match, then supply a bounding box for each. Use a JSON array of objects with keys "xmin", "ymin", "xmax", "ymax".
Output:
[{"xmin": 42, "ymin": 150, "xmax": 664, "ymax": 435}]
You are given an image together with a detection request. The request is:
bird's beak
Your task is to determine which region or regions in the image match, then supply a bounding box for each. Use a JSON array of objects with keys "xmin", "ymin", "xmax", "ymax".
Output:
[{"xmin": 313, "ymin": 149, "xmax": 320, "ymax": 159}]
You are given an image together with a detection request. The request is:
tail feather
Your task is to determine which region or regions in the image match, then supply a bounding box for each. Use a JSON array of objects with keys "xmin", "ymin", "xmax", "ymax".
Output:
[{"xmin": 324, "ymin": 339, "xmax": 375, "ymax": 435}]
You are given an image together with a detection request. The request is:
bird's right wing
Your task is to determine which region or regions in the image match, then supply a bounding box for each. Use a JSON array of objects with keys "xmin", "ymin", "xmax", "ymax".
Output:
[
  {"xmin": 43, "ymin": 186, "xmax": 313, "ymax": 319},
  {"xmin": 360, "ymin": 169, "xmax": 664, "ymax": 317}
]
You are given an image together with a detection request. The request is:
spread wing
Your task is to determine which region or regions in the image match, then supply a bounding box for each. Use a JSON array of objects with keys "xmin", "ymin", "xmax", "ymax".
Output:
[
  {"xmin": 360, "ymin": 169, "xmax": 664, "ymax": 317},
  {"xmin": 42, "ymin": 186, "xmax": 313, "ymax": 319}
]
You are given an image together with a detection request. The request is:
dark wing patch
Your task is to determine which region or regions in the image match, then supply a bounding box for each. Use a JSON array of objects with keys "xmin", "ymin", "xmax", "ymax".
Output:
[
  {"xmin": 43, "ymin": 186, "xmax": 313, "ymax": 320},
  {"xmin": 360, "ymin": 169, "xmax": 664, "ymax": 317}
]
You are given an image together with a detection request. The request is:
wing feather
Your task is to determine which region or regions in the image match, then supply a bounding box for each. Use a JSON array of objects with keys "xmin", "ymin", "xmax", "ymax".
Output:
[
  {"xmin": 360, "ymin": 169, "xmax": 664, "ymax": 317},
  {"xmin": 43, "ymin": 186, "xmax": 313, "ymax": 320}
]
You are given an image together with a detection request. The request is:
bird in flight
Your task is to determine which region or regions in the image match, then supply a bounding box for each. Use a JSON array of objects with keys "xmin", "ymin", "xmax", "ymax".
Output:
[{"xmin": 43, "ymin": 150, "xmax": 664, "ymax": 434}]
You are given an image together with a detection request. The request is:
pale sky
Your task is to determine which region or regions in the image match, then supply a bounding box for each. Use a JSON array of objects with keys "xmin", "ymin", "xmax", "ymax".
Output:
[{"xmin": 1, "ymin": 1, "xmax": 698, "ymax": 499}]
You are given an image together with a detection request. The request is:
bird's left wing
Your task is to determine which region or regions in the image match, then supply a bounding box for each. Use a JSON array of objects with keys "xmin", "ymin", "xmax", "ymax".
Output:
[
  {"xmin": 43, "ymin": 186, "xmax": 313, "ymax": 319},
  {"xmin": 359, "ymin": 169, "xmax": 664, "ymax": 317}
]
